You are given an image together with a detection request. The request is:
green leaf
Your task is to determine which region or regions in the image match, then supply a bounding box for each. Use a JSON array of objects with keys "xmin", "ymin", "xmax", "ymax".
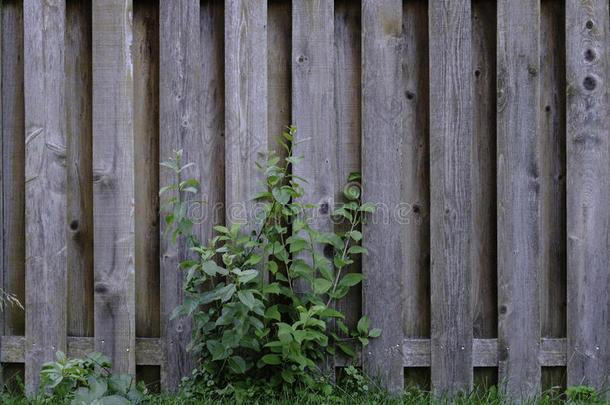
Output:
[
  {"xmin": 332, "ymin": 208, "xmax": 353, "ymax": 221},
  {"xmin": 337, "ymin": 343, "xmax": 356, "ymax": 357},
  {"xmin": 338, "ymin": 273, "xmax": 364, "ymax": 288},
  {"xmin": 319, "ymin": 308, "xmax": 345, "ymax": 319},
  {"xmin": 358, "ymin": 337, "xmax": 370, "ymax": 346},
  {"xmin": 368, "ymin": 328, "xmax": 382, "ymax": 338},
  {"xmin": 272, "ymin": 187, "xmax": 291, "ymax": 205},
  {"xmin": 237, "ymin": 290, "xmax": 256, "ymax": 309},
  {"xmin": 244, "ymin": 254, "xmax": 262, "ymax": 266},
  {"xmin": 313, "ymin": 278, "xmax": 332, "ymax": 294},
  {"xmin": 158, "ymin": 185, "xmax": 176, "ymax": 196},
  {"xmin": 348, "ymin": 172, "xmax": 361, "ymax": 182},
  {"xmin": 346, "ymin": 230, "xmax": 362, "ymax": 242},
  {"xmin": 263, "ymin": 282, "xmax": 281, "ymax": 294},
  {"xmin": 358, "ymin": 203, "xmax": 376, "ymax": 213},
  {"xmin": 217, "ymin": 284, "xmax": 236, "ymax": 302},
  {"xmin": 343, "ymin": 184, "xmax": 360, "ymax": 200},
  {"xmin": 262, "ymin": 354, "xmax": 281, "ymax": 365},
  {"xmin": 320, "ymin": 233, "xmax": 343, "ymax": 250},
  {"xmin": 237, "ymin": 269, "xmax": 259, "ymax": 284},
  {"xmin": 287, "ymin": 236, "xmax": 308, "ymax": 253},
  {"xmin": 357, "ymin": 315, "xmax": 370, "ymax": 335},
  {"xmin": 347, "ymin": 245, "xmax": 368, "ymax": 255},
  {"xmin": 228, "ymin": 356, "xmax": 247, "ymax": 374},
  {"xmin": 281, "ymin": 369, "xmax": 295, "ymax": 383},
  {"xmin": 264, "ymin": 305, "xmax": 281, "ymax": 321},
  {"xmin": 213, "ymin": 225, "xmax": 230, "ymax": 234},
  {"xmin": 337, "ymin": 320, "xmax": 349, "ymax": 335},
  {"xmin": 251, "ymin": 191, "xmax": 273, "ymax": 201}
]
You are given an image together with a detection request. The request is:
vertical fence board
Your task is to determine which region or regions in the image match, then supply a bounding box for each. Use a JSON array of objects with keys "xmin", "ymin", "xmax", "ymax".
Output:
[
  {"xmin": 334, "ymin": 0, "xmax": 361, "ymax": 332},
  {"xmin": 2, "ymin": 0, "xmax": 25, "ymax": 340},
  {"xmin": 361, "ymin": 0, "xmax": 404, "ymax": 391},
  {"xmin": 566, "ymin": 0, "xmax": 610, "ymax": 390},
  {"xmin": 23, "ymin": 0, "xmax": 68, "ymax": 392},
  {"xmin": 134, "ymin": 0, "xmax": 159, "ymax": 343},
  {"xmin": 496, "ymin": 0, "xmax": 541, "ymax": 398},
  {"xmin": 200, "ymin": 0, "xmax": 225, "ymax": 232},
  {"xmin": 471, "ymin": 0, "xmax": 496, "ymax": 342},
  {"xmin": 429, "ymin": 0, "xmax": 473, "ymax": 394},
  {"xmin": 471, "ymin": 0, "xmax": 497, "ymax": 387},
  {"xmin": 66, "ymin": 0, "xmax": 93, "ymax": 339},
  {"xmin": 159, "ymin": 0, "xmax": 200, "ymax": 389},
  {"xmin": 225, "ymin": 0, "xmax": 267, "ymax": 229},
  {"xmin": 402, "ymin": 0, "xmax": 430, "ymax": 346},
  {"xmin": 92, "ymin": 0, "xmax": 135, "ymax": 375},
  {"xmin": 539, "ymin": 0, "xmax": 566, "ymax": 390},
  {"xmin": 268, "ymin": 0, "xmax": 291, "ymax": 159},
  {"xmin": 292, "ymin": 0, "xmax": 335, "ymax": 295}
]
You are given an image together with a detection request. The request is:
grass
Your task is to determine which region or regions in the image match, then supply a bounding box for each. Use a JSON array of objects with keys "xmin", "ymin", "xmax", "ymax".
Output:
[{"xmin": 0, "ymin": 384, "xmax": 606, "ymax": 405}]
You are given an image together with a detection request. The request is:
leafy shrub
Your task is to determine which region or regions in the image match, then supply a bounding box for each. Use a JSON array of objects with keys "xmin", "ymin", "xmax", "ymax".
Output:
[
  {"xmin": 160, "ymin": 126, "xmax": 379, "ymax": 393},
  {"xmin": 40, "ymin": 351, "xmax": 147, "ymax": 404}
]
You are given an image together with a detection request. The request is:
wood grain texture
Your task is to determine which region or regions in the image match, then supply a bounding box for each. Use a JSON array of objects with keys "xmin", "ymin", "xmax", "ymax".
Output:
[
  {"xmin": 565, "ymin": 0, "xmax": 610, "ymax": 391},
  {"xmin": 471, "ymin": 0, "xmax": 496, "ymax": 341},
  {"xmin": 429, "ymin": 0, "xmax": 473, "ymax": 394},
  {"xmin": 539, "ymin": 0, "xmax": 566, "ymax": 389},
  {"xmin": 66, "ymin": 0, "xmax": 93, "ymax": 338},
  {"xmin": 23, "ymin": 0, "xmax": 68, "ymax": 393},
  {"xmin": 268, "ymin": 0, "xmax": 291, "ymax": 160},
  {"xmin": 2, "ymin": 0, "xmax": 25, "ymax": 338},
  {"xmin": 134, "ymin": 0, "xmax": 159, "ymax": 340},
  {"xmin": 159, "ymin": 0, "xmax": 200, "ymax": 389},
  {"xmin": 361, "ymin": 0, "xmax": 404, "ymax": 391},
  {"xmin": 224, "ymin": 0, "xmax": 267, "ymax": 230},
  {"xmin": 334, "ymin": 0, "xmax": 361, "ymax": 332},
  {"xmin": 496, "ymin": 0, "xmax": 541, "ymax": 398},
  {"xmin": 402, "ymin": 0, "xmax": 429, "ymax": 341},
  {"xmin": 200, "ymin": 0, "xmax": 225, "ymax": 233},
  {"xmin": 292, "ymin": 0, "xmax": 335, "ymax": 297},
  {"xmin": 471, "ymin": 0, "xmax": 497, "ymax": 387},
  {"xmin": 92, "ymin": 0, "xmax": 135, "ymax": 375}
]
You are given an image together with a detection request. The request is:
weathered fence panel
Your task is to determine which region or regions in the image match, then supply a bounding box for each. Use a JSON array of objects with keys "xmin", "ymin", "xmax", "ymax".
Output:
[{"xmin": 0, "ymin": 0, "xmax": 609, "ymax": 396}]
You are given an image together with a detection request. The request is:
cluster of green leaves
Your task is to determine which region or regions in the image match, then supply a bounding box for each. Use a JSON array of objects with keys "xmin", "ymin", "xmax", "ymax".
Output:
[
  {"xmin": 160, "ymin": 126, "xmax": 379, "ymax": 392},
  {"xmin": 40, "ymin": 351, "xmax": 147, "ymax": 405}
]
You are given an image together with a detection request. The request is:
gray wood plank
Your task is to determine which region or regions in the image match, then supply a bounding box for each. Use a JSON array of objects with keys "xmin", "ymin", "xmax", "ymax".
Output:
[
  {"xmin": 92, "ymin": 0, "xmax": 135, "ymax": 375},
  {"xmin": 0, "ymin": 1, "xmax": 3, "ymax": 377},
  {"xmin": 334, "ymin": 0, "xmax": 362, "ymax": 333},
  {"xmin": 268, "ymin": 0, "xmax": 291, "ymax": 162},
  {"xmin": 361, "ymin": 0, "xmax": 404, "ymax": 391},
  {"xmin": 471, "ymin": 0, "xmax": 496, "ymax": 341},
  {"xmin": 539, "ymin": 0, "xmax": 566, "ymax": 389},
  {"xmin": 565, "ymin": 0, "xmax": 610, "ymax": 391},
  {"xmin": 496, "ymin": 0, "xmax": 541, "ymax": 398},
  {"xmin": 134, "ymin": 0, "xmax": 159, "ymax": 340},
  {"xmin": 66, "ymin": 0, "xmax": 93, "ymax": 338},
  {"xmin": 23, "ymin": 0, "xmax": 68, "ymax": 393},
  {"xmin": 429, "ymin": 0, "xmax": 473, "ymax": 394},
  {"xmin": 291, "ymin": 0, "xmax": 335, "ymax": 292},
  {"xmin": 402, "ymin": 0, "xmax": 430, "ymax": 345},
  {"xmin": 471, "ymin": 0, "xmax": 497, "ymax": 388},
  {"xmin": 159, "ymin": 0, "xmax": 200, "ymax": 390},
  {"xmin": 224, "ymin": 0, "xmax": 267, "ymax": 231},
  {"xmin": 1, "ymin": 0, "xmax": 25, "ymax": 339}
]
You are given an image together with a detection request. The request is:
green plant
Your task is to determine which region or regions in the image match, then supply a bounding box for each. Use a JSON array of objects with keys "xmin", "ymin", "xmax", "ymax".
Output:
[
  {"xmin": 160, "ymin": 126, "xmax": 379, "ymax": 394},
  {"xmin": 40, "ymin": 351, "xmax": 147, "ymax": 404},
  {"xmin": 0, "ymin": 288, "xmax": 23, "ymax": 312},
  {"xmin": 565, "ymin": 385, "xmax": 603, "ymax": 404}
]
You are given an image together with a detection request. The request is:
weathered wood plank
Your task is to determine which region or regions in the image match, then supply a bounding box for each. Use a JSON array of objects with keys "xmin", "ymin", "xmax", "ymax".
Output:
[
  {"xmin": 268, "ymin": 0, "xmax": 291, "ymax": 160},
  {"xmin": 92, "ymin": 0, "xmax": 135, "ymax": 375},
  {"xmin": 361, "ymin": 0, "xmax": 404, "ymax": 391},
  {"xmin": 334, "ymin": 0, "xmax": 362, "ymax": 332},
  {"xmin": 402, "ymin": 0, "xmax": 430, "ymax": 346},
  {"xmin": 565, "ymin": 0, "xmax": 610, "ymax": 391},
  {"xmin": 471, "ymin": 0, "xmax": 497, "ymax": 387},
  {"xmin": 200, "ymin": 0, "xmax": 225, "ymax": 232},
  {"xmin": 429, "ymin": 0, "xmax": 473, "ymax": 394},
  {"xmin": 134, "ymin": 0, "xmax": 159, "ymax": 340},
  {"xmin": 539, "ymin": 0, "xmax": 566, "ymax": 389},
  {"xmin": 291, "ymin": 0, "xmax": 335, "ymax": 290},
  {"xmin": 159, "ymin": 0, "xmax": 200, "ymax": 390},
  {"xmin": 1, "ymin": 0, "xmax": 25, "ymax": 340},
  {"xmin": 471, "ymin": 0, "xmax": 496, "ymax": 341},
  {"xmin": 0, "ymin": 0, "xmax": 4, "ymax": 376},
  {"xmin": 496, "ymin": 0, "xmax": 541, "ymax": 398},
  {"xmin": 0, "ymin": 336, "xmax": 163, "ymax": 366},
  {"xmin": 23, "ymin": 0, "xmax": 67, "ymax": 393},
  {"xmin": 66, "ymin": 0, "xmax": 93, "ymax": 338},
  {"xmin": 224, "ymin": 0, "xmax": 267, "ymax": 230}
]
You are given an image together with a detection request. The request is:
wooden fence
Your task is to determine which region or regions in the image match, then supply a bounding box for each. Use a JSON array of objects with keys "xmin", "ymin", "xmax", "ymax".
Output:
[{"xmin": 0, "ymin": 0, "xmax": 608, "ymax": 397}]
